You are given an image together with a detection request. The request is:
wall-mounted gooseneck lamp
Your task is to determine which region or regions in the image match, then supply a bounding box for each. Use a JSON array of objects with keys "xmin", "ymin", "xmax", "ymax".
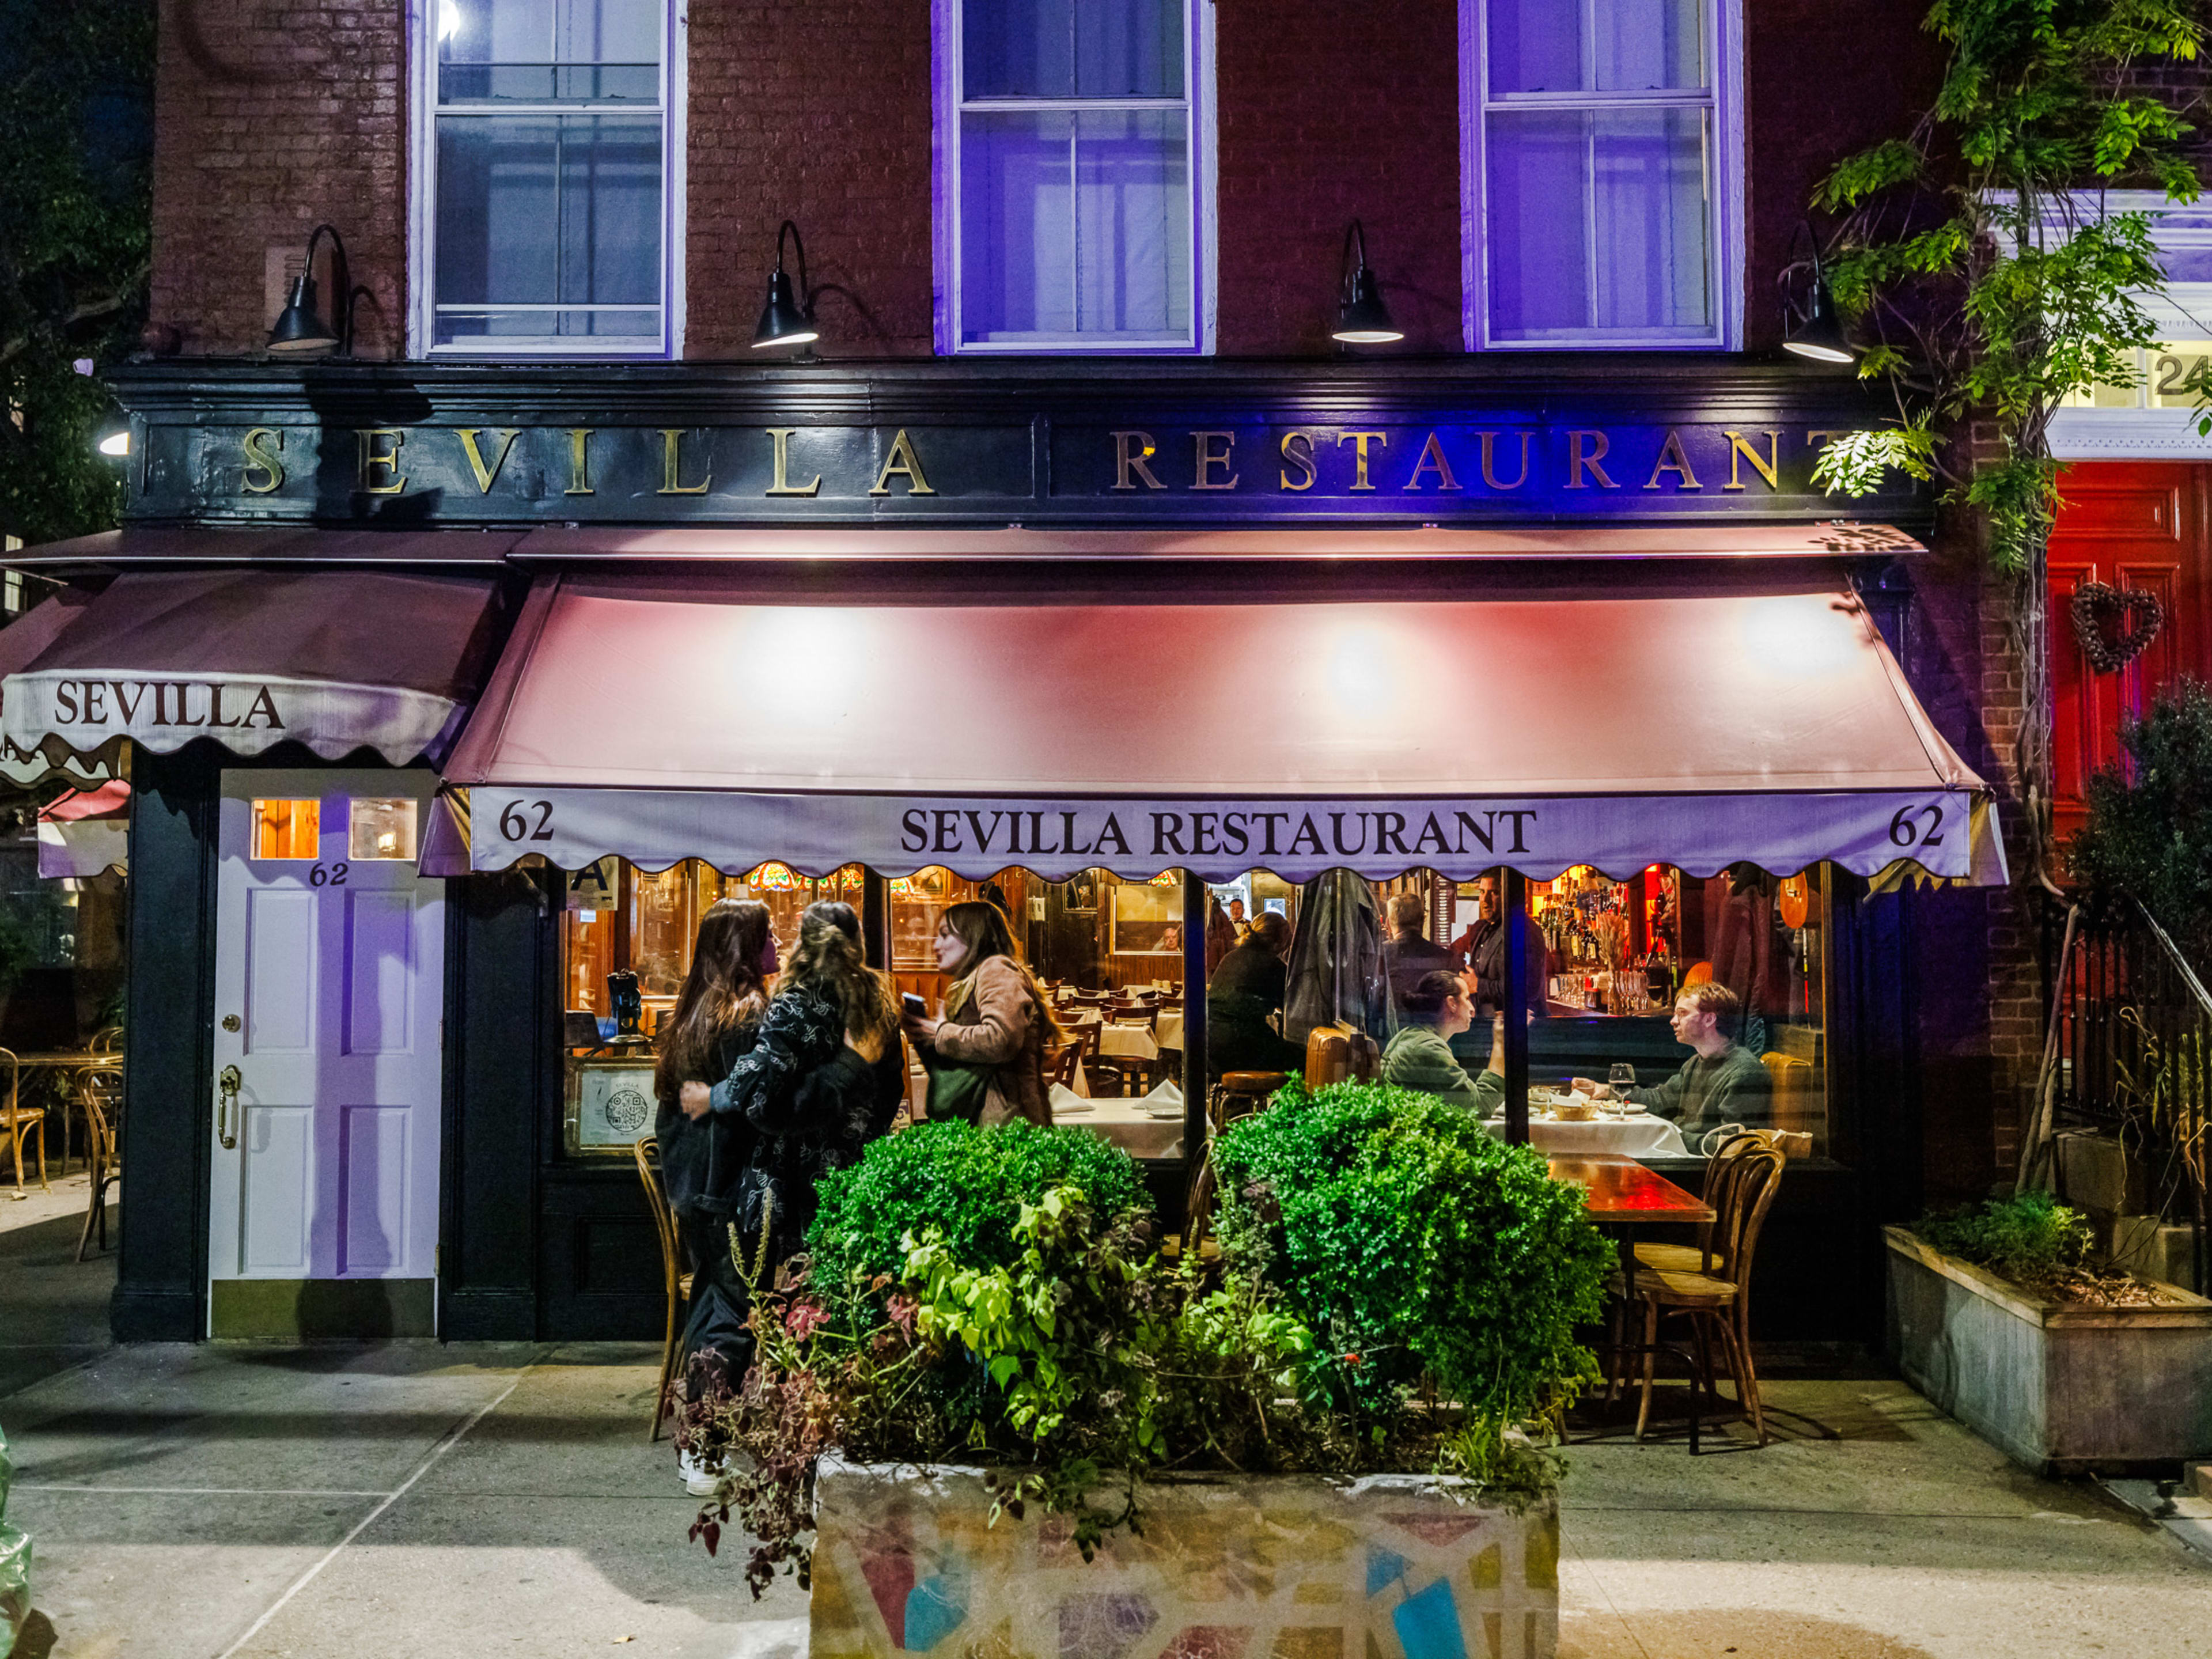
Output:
[
  {"xmin": 751, "ymin": 220, "xmax": 820, "ymax": 352},
  {"xmin": 1332, "ymin": 221, "xmax": 1403, "ymax": 346},
  {"xmin": 267, "ymin": 224, "xmax": 358, "ymax": 358},
  {"xmin": 1781, "ymin": 221, "xmax": 1855, "ymax": 365}
]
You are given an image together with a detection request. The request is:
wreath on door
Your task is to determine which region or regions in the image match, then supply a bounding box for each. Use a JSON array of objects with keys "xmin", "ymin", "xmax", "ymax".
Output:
[{"xmin": 2070, "ymin": 581, "xmax": 2164, "ymax": 675}]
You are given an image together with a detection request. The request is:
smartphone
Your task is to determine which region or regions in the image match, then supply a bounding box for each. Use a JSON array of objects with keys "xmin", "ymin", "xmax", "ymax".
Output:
[{"xmin": 902, "ymin": 993, "xmax": 927, "ymax": 1019}]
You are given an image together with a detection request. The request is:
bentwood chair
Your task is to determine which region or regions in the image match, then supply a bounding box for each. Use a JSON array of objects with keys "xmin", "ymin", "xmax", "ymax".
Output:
[
  {"xmin": 634, "ymin": 1136, "xmax": 692, "ymax": 1442},
  {"xmin": 1631, "ymin": 1131, "xmax": 1768, "ymax": 1277},
  {"xmin": 0, "ymin": 1048, "xmax": 45, "ymax": 1196},
  {"xmin": 1613, "ymin": 1145, "xmax": 1787, "ymax": 1445},
  {"xmin": 75, "ymin": 1063, "xmax": 122, "ymax": 1259}
]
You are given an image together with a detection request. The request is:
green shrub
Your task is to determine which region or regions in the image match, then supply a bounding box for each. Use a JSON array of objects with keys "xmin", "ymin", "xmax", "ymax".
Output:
[
  {"xmin": 805, "ymin": 1119, "xmax": 1152, "ymax": 1296},
  {"xmin": 1916, "ymin": 1190, "xmax": 2093, "ymax": 1285},
  {"xmin": 1213, "ymin": 1077, "xmax": 1613, "ymax": 1433}
]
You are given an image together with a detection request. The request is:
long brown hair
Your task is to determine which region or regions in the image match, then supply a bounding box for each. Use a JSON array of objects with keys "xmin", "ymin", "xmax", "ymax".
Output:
[
  {"xmin": 780, "ymin": 900, "xmax": 900, "ymax": 1040},
  {"xmin": 941, "ymin": 899, "xmax": 1060, "ymax": 1037},
  {"xmin": 655, "ymin": 899, "xmax": 772, "ymax": 1102}
]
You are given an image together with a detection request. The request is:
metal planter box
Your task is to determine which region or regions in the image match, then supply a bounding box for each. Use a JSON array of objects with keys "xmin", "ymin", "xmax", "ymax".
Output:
[
  {"xmin": 1884, "ymin": 1226, "xmax": 2212, "ymax": 1473},
  {"xmin": 810, "ymin": 1458, "xmax": 1559, "ymax": 1659}
]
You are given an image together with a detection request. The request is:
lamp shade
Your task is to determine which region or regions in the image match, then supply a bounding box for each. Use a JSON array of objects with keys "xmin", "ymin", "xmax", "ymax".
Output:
[
  {"xmin": 267, "ymin": 274, "xmax": 340, "ymax": 355},
  {"xmin": 1783, "ymin": 279, "xmax": 1854, "ymax": 364},
  {"xmin": 1332, "ymin": 267, "xmax": 1402, "ymax": 344},
  {"xmin": 751, "ymin": 268, "xmax": 818, "ymax": 350}
]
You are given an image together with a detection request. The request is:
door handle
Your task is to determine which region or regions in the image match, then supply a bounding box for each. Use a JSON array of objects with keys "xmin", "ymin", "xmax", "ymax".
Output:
[{"xmin": 217, "ymin": 1064, "xmax": 242, "ymax": 1150}]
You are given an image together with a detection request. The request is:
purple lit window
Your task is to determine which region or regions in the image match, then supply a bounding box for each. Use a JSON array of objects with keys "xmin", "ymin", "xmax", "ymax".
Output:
[
  {"xmin": 1475, "ymin": 0, "xmax": 1722, "ymax": 346},
  {"xmin": 941, "ymin": 0, "xmax": 1201, "ymax": 351}
]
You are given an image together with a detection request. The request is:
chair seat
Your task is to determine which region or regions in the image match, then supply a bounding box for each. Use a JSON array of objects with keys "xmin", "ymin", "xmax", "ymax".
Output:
[
  {"xmin": 1611, "ymin": 1266, "xmax": 1740, "ymax": 1306},
  {"xmin": 1633, "ymin": 1241, "xmax": 1710, "ymax": 1273}
]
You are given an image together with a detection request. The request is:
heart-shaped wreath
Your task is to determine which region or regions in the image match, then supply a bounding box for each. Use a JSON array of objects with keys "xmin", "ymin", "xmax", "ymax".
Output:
[{"xmin": 2071, "ymin": 581, "xmax": 2165, "ymax": 675}]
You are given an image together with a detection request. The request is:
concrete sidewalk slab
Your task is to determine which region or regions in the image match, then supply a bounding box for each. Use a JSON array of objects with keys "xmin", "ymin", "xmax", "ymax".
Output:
[{"xmin": 1, "ymin": 1355, "xmax": 2207, "ymax": 1658}]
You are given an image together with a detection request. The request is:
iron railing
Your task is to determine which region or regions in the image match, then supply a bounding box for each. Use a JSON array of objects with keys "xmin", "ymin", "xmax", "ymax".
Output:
[{"xmin": 2043, "ymin": 896, "xmax": 2212, "ymax": 1293}]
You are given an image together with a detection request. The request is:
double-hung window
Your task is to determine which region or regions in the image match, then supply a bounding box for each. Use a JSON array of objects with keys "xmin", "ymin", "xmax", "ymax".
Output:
[
  {"xmin": 937, "ymin": 0, "xmax": 1210, "ymax": 353},
  {"xmin": 1466, "ymin": 0, "xmax": 1739, "ymax": 349},
  {"xmin": 418, "ymin": 0, "xmax": 678, "ymax": 355}
]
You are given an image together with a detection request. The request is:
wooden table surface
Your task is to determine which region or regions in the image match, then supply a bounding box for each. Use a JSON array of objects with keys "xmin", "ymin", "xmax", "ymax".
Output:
[{"xmin": 1547, "ymin": 1152, "xmax": 1714, "ymax": 1224}]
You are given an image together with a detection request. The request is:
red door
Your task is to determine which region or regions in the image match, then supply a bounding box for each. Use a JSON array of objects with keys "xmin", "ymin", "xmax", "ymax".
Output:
[{"xmin": 2048, "ymin": 463, "xmax": 2212, "ymax": 849}]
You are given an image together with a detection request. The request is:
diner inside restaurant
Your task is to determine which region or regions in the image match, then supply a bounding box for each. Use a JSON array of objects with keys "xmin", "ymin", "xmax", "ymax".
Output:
[{"xmin": 555, "ymin": 853, "xmax": 1831, "ymax": 1168}]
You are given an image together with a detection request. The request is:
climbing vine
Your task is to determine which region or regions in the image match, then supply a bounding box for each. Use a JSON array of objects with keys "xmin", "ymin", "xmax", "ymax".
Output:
[{"xmin": 1807, "ymin": 0, "xmax": 2202, "ymax": 882}]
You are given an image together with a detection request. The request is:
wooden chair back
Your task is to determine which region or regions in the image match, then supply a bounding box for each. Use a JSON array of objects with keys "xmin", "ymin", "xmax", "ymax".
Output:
[
  {"xmin": 1707, "ymin": 1146, "xmax": 1785, "ymax": 1285},
  {"xmin": 1302, "ymin": 1023, "xmax": 1380, "ymax": 1088},
  {"xmin": 1045, "ymin": 1040, "xmax": 1082, "ymax": 1090},
  {"xmin": 634, "ymin": 1137, "xmax": 681, "ymax": 1303},
  {"xmin": 1759, "ymin": 1051, "xmax": 1817, "ymax": 1133}
]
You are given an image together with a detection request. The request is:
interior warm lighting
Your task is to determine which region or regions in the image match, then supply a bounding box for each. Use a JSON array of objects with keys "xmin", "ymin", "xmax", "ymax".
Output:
[
  {"xmin": 252, "ymin": 798, "xmax": 321, "ymax": 860},
  {"xmin": 349, "ymin": 797, "xmax": 419, "ymax": 861}
]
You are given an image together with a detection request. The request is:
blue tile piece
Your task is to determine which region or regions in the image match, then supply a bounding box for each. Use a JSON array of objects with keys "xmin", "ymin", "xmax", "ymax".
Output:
[
  {"xmin": 1365, "ymin": 1547, "xmax": 1411, "ymax": 1598},
  {"xmin": 903, "ymin": 1571, "xmax": 970, "ymax": 1652},
  {"xmin": 1392, "ymin": 1578, "xmax": 1469, "ymax": 1659}
]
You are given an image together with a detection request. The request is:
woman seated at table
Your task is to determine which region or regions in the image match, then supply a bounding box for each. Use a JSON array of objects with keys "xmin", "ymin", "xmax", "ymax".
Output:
[{"xmin": 1381, "ymin": 972, "xmax": 1504, "ymax": 1115}]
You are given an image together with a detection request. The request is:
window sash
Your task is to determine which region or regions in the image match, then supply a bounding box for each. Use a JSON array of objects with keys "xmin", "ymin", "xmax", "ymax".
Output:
[
  {"xmin": 1465, "ymin": 0, "xmax": 1734, "ymax": 351},
  {"xmin": 942, "ymin": 0, "xmax": 1204, "ymax": 353},
  {"xmin": 418, "ymin": 0, "xmax": 676, "ymax": 357}
]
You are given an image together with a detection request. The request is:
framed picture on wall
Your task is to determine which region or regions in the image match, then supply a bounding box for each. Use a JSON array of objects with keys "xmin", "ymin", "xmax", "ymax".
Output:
[
  {"xmin": 1064, "ymin": 870, "xmax": 1100, "ymax": 912},
  {"xmin": 1110, "ymin": 881, "xmax": 1184, "ymax": 956},
  {"xmin": 565, "ymin": 1054, "xmax": 657, "ymax": 1157}
]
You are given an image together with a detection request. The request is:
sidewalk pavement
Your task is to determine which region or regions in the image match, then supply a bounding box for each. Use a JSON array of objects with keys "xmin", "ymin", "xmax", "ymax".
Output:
[{"xmin": 2, "ymin": 1198, "xmax": 2208, "ymax": 1657}]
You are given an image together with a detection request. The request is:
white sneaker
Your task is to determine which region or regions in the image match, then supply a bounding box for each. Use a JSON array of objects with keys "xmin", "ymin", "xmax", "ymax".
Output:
[{"xmin": 677, "ymin": 1445, "xmax": 723, "ymax": 1497}]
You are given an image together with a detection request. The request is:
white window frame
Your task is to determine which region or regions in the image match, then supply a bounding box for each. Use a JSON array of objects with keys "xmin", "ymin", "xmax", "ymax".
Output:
[
  {"xmin": 407, "ymin": 0, "xmax": 687, "ymax": 359},
  {"xmin": 1459, "ymin": 0, "xmax": 1743, "ymax": 352},
  {"xmin": 931, "ymin": 0, "xmax": 1216, "ymax": 355}
]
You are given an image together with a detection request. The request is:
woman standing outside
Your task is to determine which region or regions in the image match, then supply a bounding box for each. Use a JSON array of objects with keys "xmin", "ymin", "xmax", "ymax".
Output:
[
  {"xmin": 654, "ymin": 899, "xmax": 774, "ymax": 1490},
  {"xmin": 904, "ymin": 900, "xmax": 1056, "ymax": 1126},
  {"xmin": 681, "ymin": 901, "xmax": 905, "ymax": 1293}
]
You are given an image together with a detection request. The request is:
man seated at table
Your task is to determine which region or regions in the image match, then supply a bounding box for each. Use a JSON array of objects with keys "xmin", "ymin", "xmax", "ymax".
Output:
[
  {"xmin": 1573, "ymin": 982, "xmax": 1769, "ymax": 1145},
  {"xmin": 1206, "ymin": 910, "xmax": 1305, "ymax": 1078},
  {"xmin": 1381, "ymin": 972, "xmax": 1504, "ymax": 1115},
  {"xmin": 1380, "ymin": 895, "xmax": 1461, "ymax": 1009}
]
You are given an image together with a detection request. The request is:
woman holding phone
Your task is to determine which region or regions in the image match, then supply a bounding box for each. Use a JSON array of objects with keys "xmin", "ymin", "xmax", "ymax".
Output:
[{"xmin": 903, "ymin": 899, "xmax": 1056, "ymax": 1127}]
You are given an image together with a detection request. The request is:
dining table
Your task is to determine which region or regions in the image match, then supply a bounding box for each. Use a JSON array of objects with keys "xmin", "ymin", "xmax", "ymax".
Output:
[
  {"xmin": 1546, "ymin": 1152, "xmax": 1718, "ymax": 1450},
  {"xmin": 1050, "ymin": 1084, "xmax": 1185, "ymax": 1160},
  {"xmin": 5, "ymin": 1047, "xmax": 123, "ymax": 1183},
  {"xmin": 1486, "ymin": 1113, "xmax": 1688, "ymax": 1157}
]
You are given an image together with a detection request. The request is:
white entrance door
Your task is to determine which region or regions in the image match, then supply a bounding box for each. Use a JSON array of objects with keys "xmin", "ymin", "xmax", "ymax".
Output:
[{"xmin": 209, "ymin": 769, "xmax": 445, "ymax": 1332}]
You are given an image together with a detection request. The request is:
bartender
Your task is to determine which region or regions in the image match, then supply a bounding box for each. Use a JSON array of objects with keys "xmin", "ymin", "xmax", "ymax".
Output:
[{"xmin": 1453, "ymin": 876, "xmax": 1551, "ymax": 1018}]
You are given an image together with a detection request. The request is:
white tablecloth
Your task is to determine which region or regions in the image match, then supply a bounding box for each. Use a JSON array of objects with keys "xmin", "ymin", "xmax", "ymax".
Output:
[
  {"xmin": 1481, "ymin": 1115, "xmax": 1690, "ymax": 1157},
  {"xmin": 1097, "ymin": 1022, "xmax": 1160, "ymax": 1059},
  {"xmin": 1051, "ymin": 1082, "xmax": 1184, "ymax": 1160},
  {"xmin": 1154, "ymin": 1011, "xmax": 1184, "ymax": 1049}
]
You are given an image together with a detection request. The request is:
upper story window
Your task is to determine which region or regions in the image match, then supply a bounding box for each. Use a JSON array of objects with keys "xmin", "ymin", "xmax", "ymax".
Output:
[
  {"xmin": 1464, "ymin": 0, "xmax": 1740, "ymax": 350},
  {"xmin": 415, "ymin": 0, "xmax": 679, "ymax": 356},
  {"xmin": 935, "ymin": 0, "xmax": 1212, "ymax": 354}
]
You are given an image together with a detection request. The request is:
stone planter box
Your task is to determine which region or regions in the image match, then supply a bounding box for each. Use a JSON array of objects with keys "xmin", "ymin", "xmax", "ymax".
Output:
[
  {"xmin": 810, "ymin": 1459, "xmax": 1559, "ymax": 1659},
  {"xmin": 1885, "ymin": 1225, "xmax": 2212, "ymax": 1473}
]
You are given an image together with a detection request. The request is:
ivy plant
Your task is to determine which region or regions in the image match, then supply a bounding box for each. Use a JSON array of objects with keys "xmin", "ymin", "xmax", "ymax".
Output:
[{"xmin": 1808, "ymin": 0, "xmax": 2202, "ymax": 880}]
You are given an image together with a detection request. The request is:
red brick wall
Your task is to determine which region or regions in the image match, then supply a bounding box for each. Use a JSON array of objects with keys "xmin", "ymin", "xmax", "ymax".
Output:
[
  {"xmin": 684, "ymin": 0, "xmax": 934, "ymax": 358},
  {"xmin": 1743, "ymin": 0, "xmax": 1942, "ymax": 354},
  {"xmin": 151, "ymin": 0, "xmax": 407, "ymax": 359},
  {"xmin": 1213, "ymin": 0, "xmax": 1464, "ymax": 357}
]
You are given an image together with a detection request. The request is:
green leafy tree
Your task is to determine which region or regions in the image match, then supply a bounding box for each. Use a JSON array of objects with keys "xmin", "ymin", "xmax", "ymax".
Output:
[
  {"xmin": 0, "ymin": 0, "xmax": 155, "ymax": 546},
  {"xmin": 1809, "ymin": 0, "xmax": 2202, "ymax": 883},
  {"xmin": 2070, "ymin": 676, "xmax": 2212, "ymax": 961}
]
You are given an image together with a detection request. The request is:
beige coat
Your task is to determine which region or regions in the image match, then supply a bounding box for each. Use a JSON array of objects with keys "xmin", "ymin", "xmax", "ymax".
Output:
[{"xmin": 933, "ymin": 955, "xmax": 1051, "ymax": 1127}]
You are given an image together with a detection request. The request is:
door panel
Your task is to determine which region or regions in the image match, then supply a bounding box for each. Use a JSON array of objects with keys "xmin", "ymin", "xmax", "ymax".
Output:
[
  {"xmin": 344, "ymin": 891, "xmax": 417, "ymax": 1054},
  {"xmin": 209, "ymin": 768, "xmax": 445, "ymax": 1334},
  {"xmin": 240, "ymin": 1104, "xmax": 314, "ymax": 1272},
  {"xmin": 246, "ymin": 888, "xmax": 317, "ymax": 1052}
]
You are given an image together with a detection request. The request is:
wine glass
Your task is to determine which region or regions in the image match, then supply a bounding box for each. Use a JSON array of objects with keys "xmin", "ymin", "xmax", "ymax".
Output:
[{"xmin": 1607, "ymin": 1063, "xmax": 1635, "ymax": 1115}]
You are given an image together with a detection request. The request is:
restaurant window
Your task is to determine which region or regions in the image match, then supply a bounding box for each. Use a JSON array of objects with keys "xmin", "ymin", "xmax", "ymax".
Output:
[
  {"xmin": 935, "ymin": 0, "xmax": 1213, "ymax": 353},
  {"xmin": 1463, "ymin": 0, "xmax": 1741, "ymax": 350},
  {"xmin": 416, "ymin": 0, "xmax": 679, "ymax": 356}
]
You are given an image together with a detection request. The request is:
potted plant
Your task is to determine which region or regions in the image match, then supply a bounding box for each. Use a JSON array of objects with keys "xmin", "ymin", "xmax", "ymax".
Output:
[
  {"xmin": 1885, "ymin": 1191, "xmax": 2212, "ymax": 1473},
  {"xmin": 688, "ymin": 1084, "xmax": 1611, "ymax": 1659}
]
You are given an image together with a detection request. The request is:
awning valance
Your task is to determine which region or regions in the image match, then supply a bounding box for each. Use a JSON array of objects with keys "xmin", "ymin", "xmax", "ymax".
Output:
[
  {"xmin": 1, "ymin": 570, "xmax": 509, "ymax": 766},
  {"xmin": 0, "ymin": 589, "xmax": 123, "ymax": 787},
  {"xmin": 444, "ymin": 577, "xmax": 2005, "ymax": 885}
]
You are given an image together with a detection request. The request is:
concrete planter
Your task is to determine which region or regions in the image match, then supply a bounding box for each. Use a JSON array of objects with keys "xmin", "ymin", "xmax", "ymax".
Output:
[
  {"xmin": 1884, "ymin": 1226, "xmax": 2212, "ymax": 1473},
  {"xmin": 809, "ymin": 1459, "xmax": 1559, "ymax": 1659}
]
